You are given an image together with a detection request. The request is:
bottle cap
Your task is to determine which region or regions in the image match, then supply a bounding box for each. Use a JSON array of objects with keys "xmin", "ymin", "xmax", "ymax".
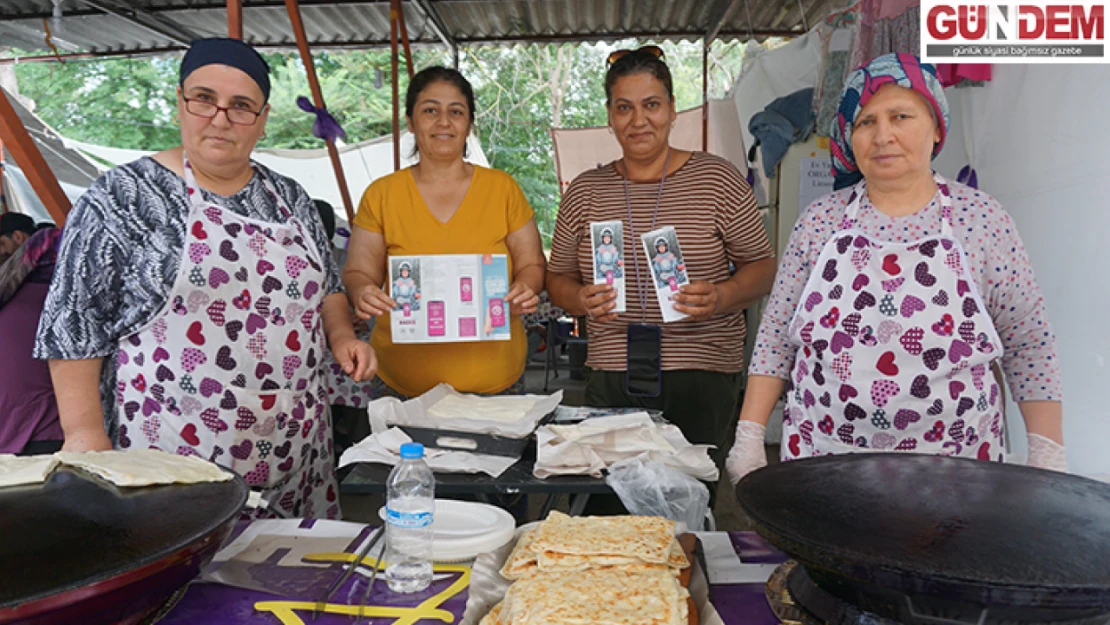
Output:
[{"xmin": 399, "ymin": 442, "xmax": 425, "ymax": 459}]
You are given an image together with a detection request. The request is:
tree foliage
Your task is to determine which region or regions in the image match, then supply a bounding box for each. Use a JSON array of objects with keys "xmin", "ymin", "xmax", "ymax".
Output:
[{"xmin": 12, "ymin": 39, "xmax": 753, "ymax": 243}]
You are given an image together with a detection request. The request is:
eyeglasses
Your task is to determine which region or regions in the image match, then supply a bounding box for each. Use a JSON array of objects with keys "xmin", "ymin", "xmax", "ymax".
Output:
[
  {"xmin": 606, "ymin": 45, "xmax": 665, "ymax": 68},
  {"xmin": 182, "ymin": 96, "xmax": 266, "ymax": 126}
]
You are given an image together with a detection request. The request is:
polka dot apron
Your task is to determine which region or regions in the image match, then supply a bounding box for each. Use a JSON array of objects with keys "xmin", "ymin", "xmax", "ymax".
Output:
[
  {"xmin": 782, "ymin": 174, "xmax": 1005, "ymax": 461},
  {"xmin": 115, "ymin": 154, "xmax": 340, "ymax": 519}
]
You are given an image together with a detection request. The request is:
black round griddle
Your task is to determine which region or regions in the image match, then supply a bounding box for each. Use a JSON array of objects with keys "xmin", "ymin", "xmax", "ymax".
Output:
[
  {"xmin": 736, "ymin": 454, "xmax": 1110, "ymax": 617},
  {"xmin": 0, "ymin": 465, "xmax": 247, "ymax": 624}
]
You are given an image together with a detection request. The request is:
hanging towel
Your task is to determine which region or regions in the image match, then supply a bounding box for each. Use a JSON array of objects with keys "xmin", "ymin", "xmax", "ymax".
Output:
[{"xmin": 748, "ymin": 87, "xmax": 816, "ymax": 178}]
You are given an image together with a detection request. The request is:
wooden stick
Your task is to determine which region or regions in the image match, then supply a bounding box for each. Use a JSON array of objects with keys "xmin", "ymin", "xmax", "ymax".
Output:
[
  {"xmin": 0, "ymin": 89, "xmax": 70, "ymax": 224},
  {"xmin": 227, "ymin": 0, "xmax": 243, "ymax": 39},
  {"xmin": 390, "ymin": 0, "xmax": 401, "ymax": 171},
  {"xmin": 284, "ymin": 0, "xmax": 356, "ymax": 224}
]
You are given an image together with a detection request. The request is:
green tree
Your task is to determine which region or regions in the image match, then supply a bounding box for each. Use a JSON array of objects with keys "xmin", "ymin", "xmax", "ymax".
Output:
[
  {"xmin": 14, "ymin": 55, "xmax": 180, "ymax": 149},
  {"xmin": 12, "ymin": 40, "xmax": 751, "ymax": 246}
]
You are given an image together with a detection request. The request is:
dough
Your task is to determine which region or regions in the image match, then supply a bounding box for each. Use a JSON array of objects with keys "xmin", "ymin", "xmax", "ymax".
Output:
[
  {"xmin": 426, "ymin": 394, "xmax": 537, "ymax": 423},
  {"xmin": 54, "ymin": 449, "xmax": 233, "ymax": 487},
  {"xmin": 528, "ymin": 511, "xmax": 675, "ymax": 564},
  {"xmin": 0, "ymin": 454, "xmax": 61, "ymax": 488},
  {"xmin": 493, "ymin": 567, "xmax": 688, "ymax": 625}
]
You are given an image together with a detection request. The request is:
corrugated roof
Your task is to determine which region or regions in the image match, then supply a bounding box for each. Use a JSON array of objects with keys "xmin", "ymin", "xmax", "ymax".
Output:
[{"xmin": 0, "ymin": 0, "xmax": 845, "ymax": 58}]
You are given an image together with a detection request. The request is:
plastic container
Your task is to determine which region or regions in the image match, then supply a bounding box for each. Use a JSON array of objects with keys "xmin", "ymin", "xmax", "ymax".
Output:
[{"xmin": 385, "ymin": 442, "xmax": 435, "ymax": 593}]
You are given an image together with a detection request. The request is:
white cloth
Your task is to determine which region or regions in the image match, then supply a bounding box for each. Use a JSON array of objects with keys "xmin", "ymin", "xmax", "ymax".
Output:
[
  {"xmin": 337, "ymin": 426, "xmax": 517, "ymax": 478},
  {"xmin": 533, "ymin": 413, "xmax": 718, "ymax": 481},
  {"xmin": 367, "ymin": 384, "xmax": 563, "ymax": 439}
]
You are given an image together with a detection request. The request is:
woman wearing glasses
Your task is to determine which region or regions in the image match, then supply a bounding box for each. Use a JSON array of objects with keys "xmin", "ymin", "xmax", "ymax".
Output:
[
  {"xmin": 35, "ymin": 38, "xmax": 375, "ymax": 520},
  {"xmin": 546, "ymin": 46, "xmax": 778, "ymax": 505}
]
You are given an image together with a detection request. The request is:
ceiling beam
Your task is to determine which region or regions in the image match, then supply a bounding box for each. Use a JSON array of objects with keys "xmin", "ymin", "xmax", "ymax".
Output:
[
  {"xmin": 705, "ymin": 0, "xmax": 743, "ymax": 44},
  {"xmin": 80, "ymin": 0, "xmax": 202, "ymax": 45}
]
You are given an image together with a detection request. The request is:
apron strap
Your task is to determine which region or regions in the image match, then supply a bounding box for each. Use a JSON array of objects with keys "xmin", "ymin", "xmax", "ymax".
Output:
[
  {"xmin": 840, "ymin": 172, "xmax": 956, "ymax": 237},
  {"xmin": 182, "ymin": 152, "xmax": 295, "ymax": 221}
]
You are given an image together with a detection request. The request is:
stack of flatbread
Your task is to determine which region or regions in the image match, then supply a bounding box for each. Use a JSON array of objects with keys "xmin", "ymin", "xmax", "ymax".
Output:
[
  {"xmin": 482, "ymin": 511, "xmax": 691, "ymax": 625},
  {"xmin": 0, "ymin": 449, "xmax": 233, "ymax": 489}
]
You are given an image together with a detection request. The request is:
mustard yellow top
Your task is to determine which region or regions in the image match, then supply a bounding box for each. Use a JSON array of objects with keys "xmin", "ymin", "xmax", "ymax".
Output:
[{"xmin": 353, "ymin": 165, "xmax": 534, "ymax": 397}]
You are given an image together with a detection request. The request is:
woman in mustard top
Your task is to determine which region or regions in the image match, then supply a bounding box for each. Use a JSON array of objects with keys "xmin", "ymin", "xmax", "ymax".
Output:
[{"xmin": 343, "ymin": 66, "xmax": 546, "ymax": 398}]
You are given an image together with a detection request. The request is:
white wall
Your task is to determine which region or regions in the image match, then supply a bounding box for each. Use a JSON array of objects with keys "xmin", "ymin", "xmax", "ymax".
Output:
[{"xmin": 933, "ymin": 66, "xmax": 1110, "ymax": 480}]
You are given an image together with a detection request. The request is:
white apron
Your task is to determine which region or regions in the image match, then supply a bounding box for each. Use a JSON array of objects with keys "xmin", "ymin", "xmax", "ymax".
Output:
[
  {"xmin": 115, "ymin": 154, "xmax": 340, "ymax": 519},
  {"xmin": 782, "ymin": 174, "xmax": 1005, "ymax": 461}
]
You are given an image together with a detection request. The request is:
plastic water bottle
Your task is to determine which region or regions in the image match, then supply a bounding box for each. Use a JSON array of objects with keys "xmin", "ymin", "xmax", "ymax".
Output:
[{"xmin": 385, "ymin": 442, "xmax": 435, "ymax": 593}]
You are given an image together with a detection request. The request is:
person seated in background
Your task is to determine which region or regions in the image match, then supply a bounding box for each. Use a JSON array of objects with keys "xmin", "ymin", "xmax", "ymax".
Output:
[
  {"xmin": 0, "ymin": 226, "xmax": 63, "ymax": 455},
  {"xmin": 0, "ymin": 213, "xmax": 36, "ymax": 256}
]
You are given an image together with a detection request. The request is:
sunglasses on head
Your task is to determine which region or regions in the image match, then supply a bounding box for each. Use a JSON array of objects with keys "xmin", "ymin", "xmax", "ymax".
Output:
[{"xmin": 606, "ymin": 45, "xmax": 665, "ymax": 67}]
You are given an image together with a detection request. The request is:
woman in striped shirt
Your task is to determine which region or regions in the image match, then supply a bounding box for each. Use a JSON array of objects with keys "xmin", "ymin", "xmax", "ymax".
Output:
[{"xmin": 546, "ymin": 47, "xmax": 777, "ymax": 495}]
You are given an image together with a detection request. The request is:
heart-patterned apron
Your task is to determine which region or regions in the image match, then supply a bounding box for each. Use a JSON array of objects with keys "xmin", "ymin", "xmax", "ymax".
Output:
[
  {"xmin": 782, "ymin": 174, "xmax": 1005, "ymax": 461},
  {"xmin": 115, "ymin": 154, "xmax": 340, "ymax": 519}
]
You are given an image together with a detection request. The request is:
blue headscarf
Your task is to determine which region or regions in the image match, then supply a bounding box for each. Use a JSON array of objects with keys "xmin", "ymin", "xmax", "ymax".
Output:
[
  {"xmin": 179, "ymin": 38, "xmax": 271, "ymax": 103},
  {"xmin": 830, "ymin": 53, "xmax": 949, "ymax": 190}
]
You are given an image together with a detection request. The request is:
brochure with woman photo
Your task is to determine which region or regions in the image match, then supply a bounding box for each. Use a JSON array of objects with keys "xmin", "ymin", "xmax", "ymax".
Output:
[
  {"xmin": 589, "ymin": 220, "xmax": 626, "ymax": 313},
  {"xmin": 389, "ymin": 254, "xmax": 511, "ymax": 343},
  {"xmin": 640, "ymin": 226, "xmax": 689, "ymax": 323}
]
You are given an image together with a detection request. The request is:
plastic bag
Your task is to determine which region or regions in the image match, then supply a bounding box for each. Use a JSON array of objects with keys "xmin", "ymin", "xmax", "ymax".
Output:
[{"xmin": 605, "ymin": 456, "xmax": 710, "ymax": 531}]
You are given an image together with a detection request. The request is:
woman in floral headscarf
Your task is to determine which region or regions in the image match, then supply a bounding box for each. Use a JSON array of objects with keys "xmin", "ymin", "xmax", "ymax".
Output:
[{"xmin": 727, "ymin": 53, "xmax": 1067, "ymax": 484}]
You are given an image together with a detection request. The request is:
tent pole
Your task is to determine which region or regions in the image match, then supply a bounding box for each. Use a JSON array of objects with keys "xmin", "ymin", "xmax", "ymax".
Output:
[
  {"xmin": 227, "ymin": 0, "xmax": 243, "ymax": 39},
  {"xmin": 0, "ymin": 136, "xmax": 7, "ymax": 213},
  {"xmin": 396, "ymin": 0, "xmax": 414, "ymax": 78},
  {"xmin": 284, "ymin": 0, "xmax": 356, "ymax": 224},
  {"xmin": 0, "ymin": 89, "xmax": 69, "ymax": 224},
  {"xmin": 390, "ymin": 0, "xmax": 401, "ymax": 171},
  {"xmin": 702, "ymin": 42, "xmax": 709, "ymax": 152}
]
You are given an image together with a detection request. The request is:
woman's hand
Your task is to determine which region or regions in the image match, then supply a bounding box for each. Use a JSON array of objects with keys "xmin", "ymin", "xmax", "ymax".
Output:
[
  {"xmin": 578, "ymin": 283, "xmax": 619, "ymax": 322},
  {"xmin": 673, "ymin": 281, "xmax": 720, "ymax": 320},
  {"xmin": 354, "ymin": 284, "xmax": 396, "ymax": 319},
  {"xmin": 507, "ymin": 282, "xmax": 540, "ymax": 315},
  {"xmin": 330, "ymin": 336, "xmax": 378, "ymax": 382},
  {"xmin": 62, "ymin": 426, "xmax": 113, "ymax": 452}
]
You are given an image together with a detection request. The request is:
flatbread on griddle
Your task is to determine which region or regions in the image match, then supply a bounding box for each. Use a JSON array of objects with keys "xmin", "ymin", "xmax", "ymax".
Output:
[{"xmin": 54, "ymin": 449, "xmax": 232, "ymax": 487}]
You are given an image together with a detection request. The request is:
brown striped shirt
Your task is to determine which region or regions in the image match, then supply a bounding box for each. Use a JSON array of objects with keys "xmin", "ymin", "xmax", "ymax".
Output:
[{"xmin": 549, "ymin": 152, "xmax": 775, "ymax": 373}]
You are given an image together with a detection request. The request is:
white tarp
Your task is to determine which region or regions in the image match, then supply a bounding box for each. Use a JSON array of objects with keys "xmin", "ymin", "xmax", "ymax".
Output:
[
  {"xmin": 929, "ymin": 64, "xmax": 1110, "ymax": 481},
  {"xmin": 2, "ymin": 163, "xmax": 89, "ymax": 225},
  {"xmin": 550, "ymin": 101, "xmax": 750, "ymax": 196},
  {"xmin": 64, "ymin": 132, "xmax": 490, "ymax": 228}
]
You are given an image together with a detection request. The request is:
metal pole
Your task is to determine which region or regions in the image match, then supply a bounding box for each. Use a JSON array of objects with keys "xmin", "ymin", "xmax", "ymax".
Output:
[
  {"xmin": 396, "ymin": 0, "xmax": 414, "ymax": 77},
  {"xmin": 284, "ymin": 0, "xmax": 356, "ymax": 224},
  {"xmin": 702, "ymin": 42, "xmax": 709, "ymax": 152},
  {"xmin": 0, "ymin": 89, "xmax": 70, "ymax": 223},
  {"xmin": 390, "ymin": 0, "xmax": 401, "ymax": 171}
]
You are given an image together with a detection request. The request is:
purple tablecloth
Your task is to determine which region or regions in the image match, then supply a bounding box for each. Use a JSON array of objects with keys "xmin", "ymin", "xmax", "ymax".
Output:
[
  {"xmin": 710, "ymin": 532, "xmax": 790, "ymax": 625},
  {"xmin": 159, "ymin": 525, "xmax": 786, "ymax": 624}
]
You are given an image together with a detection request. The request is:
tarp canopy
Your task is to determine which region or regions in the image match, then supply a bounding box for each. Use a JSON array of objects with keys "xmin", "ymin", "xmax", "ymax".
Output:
[{"xmin": 47, "ymin": 131, "xmax": 489, "ymax": 233}]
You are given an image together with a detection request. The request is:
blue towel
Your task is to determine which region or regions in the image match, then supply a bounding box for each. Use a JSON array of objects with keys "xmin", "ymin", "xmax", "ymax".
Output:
[{"xmin": 748, "ymin": 88, "xmax": 816, "ymax": 178}]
